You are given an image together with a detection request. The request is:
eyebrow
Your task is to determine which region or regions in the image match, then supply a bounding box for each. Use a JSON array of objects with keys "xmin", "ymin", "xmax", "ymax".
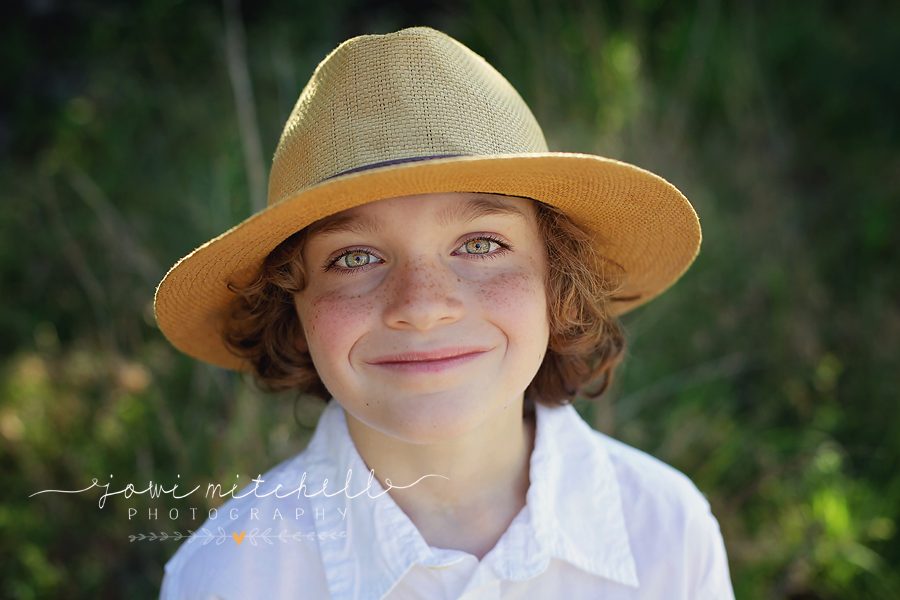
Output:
[
  {"xmin": 305, "ymin": 195, "xmax": 529, "ymax": 241},
  {"xmin": 305, "ymin": 212, "xmax": 383, "ymax": 239},
  {"xmin": 436, "ymin": 196, "xmax": 529, "ymax": 228}
]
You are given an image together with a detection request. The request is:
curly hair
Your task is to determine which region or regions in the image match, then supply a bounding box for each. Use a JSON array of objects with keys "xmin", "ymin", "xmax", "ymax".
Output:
[{"xmin": 224, "ymin": 200, "xmax": 626, "ymax": 408}]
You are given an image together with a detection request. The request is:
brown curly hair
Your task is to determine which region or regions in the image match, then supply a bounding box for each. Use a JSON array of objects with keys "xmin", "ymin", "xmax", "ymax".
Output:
[{"xmin": 224, "ymin": 200, "xmax": 626, "ymax": 408}]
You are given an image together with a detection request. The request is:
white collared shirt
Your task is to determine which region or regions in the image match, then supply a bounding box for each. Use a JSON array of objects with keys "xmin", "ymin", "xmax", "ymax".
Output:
[{"xmin": 160, "ymin": 400, "xmax": 735, "ymax": 600}]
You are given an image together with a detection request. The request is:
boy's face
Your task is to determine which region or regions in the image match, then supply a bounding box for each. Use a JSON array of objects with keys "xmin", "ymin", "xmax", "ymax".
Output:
[{"xmin": 293, "ymin": 192, "xmax": 550, "ymax": 444}]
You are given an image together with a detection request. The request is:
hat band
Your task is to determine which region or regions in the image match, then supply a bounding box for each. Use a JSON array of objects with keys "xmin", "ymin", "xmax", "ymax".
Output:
[{"xmin": 322, "ymin": 154, "xmax": 468, "ymax": 183}]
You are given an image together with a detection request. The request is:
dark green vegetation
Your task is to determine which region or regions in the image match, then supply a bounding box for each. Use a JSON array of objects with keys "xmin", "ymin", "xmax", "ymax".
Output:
[{"xmin": 1, "ymin": 0, "xmax": 898, "ymax": 598}]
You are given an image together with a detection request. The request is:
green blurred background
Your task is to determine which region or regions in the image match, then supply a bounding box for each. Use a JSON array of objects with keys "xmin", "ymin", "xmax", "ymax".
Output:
[{"xmin": 1, "ymin": 0, "xmax": 898, "ymax": 598}]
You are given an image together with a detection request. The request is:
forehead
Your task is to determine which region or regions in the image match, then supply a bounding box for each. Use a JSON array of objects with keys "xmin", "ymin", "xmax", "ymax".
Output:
[{"xmin": 305, "ymin": 192, "xmax": 535, "ymax": 239}]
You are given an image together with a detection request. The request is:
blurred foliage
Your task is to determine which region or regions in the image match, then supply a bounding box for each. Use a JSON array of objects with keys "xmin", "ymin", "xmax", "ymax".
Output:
[{"xmin": 1, "ymin": 0, "xmax": 898, "ymax": 598}]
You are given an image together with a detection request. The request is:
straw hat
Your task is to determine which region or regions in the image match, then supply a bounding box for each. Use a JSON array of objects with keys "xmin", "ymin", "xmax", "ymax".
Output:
[{"xmin": 154, "ymin": 26, "xmax": 701, "ymax": 370}]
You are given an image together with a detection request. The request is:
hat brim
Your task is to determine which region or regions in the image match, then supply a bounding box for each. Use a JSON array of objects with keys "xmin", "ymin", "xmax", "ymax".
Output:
[{"xmin": 154, "ymin": 153, "xmax": 700, "ymax": 370}]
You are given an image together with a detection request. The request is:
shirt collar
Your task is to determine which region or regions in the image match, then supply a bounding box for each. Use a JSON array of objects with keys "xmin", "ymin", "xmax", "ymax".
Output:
[
  {"xmin": 524, "ymin": 400, "xmax": 639, "ymax": 586},
  {"xmin": 304, "ymin": 399, "xmax": 639, "ymax": 600}
]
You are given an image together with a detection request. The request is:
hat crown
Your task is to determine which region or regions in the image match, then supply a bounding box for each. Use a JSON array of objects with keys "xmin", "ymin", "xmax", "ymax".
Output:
[{"xmin": 268, "ymin": 27, "xmax": 549, "ymax": 207}]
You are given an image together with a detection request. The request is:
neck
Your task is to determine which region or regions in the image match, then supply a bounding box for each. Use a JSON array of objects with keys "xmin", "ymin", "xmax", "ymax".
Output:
[{"xmin": 344, "ymin": 395, "xmax": 536, "ymax": 559}]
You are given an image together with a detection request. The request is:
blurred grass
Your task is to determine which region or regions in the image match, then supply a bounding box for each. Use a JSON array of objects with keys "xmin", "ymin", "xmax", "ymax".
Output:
[{"xmin": 1, "ymin": 0, "xmax": 898, "ymax": 598}]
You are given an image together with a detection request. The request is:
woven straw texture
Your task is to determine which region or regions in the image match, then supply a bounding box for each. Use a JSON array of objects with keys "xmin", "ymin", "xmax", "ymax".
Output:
[{"xmin": 154, "ymin": 27, "xmax": 701, "ymax": 370}]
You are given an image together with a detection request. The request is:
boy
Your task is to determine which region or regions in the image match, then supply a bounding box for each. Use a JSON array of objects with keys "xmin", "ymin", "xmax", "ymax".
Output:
[{"xmin": 156, "ymin": 27, "xmax": 734, "ymax": 599}]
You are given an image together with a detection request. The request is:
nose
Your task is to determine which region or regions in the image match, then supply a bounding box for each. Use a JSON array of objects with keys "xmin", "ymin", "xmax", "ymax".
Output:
[{"xmin": 382, "ymin": 256, "xmax": 465, "ymax": 331}]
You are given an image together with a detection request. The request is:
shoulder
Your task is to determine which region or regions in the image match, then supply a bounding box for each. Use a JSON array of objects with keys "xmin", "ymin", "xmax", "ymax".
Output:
[
  {"xmin": 159, "ymin": 449, "xmax": 331, "ymax": 600},
  {"xmin": 594, "ymin": 431, "xmax": 711, "ymax": 521},
  {"xmin": 591, "ymin": 431, "xmax": 735, "ymax": 599}
]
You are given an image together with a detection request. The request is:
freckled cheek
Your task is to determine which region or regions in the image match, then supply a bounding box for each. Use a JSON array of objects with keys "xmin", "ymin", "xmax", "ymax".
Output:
[
  {"xmin": 476, "ymin": 272, "xmax": 549, "ymax": 339},
  {"xmin": 301, "ymin": 295, "xmax": 375, "ymax": 365}
]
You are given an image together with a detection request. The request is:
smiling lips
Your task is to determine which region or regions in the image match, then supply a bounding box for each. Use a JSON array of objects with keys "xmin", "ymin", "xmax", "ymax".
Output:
[{"xmin": 368, "ymin": 347, "xmax": 490, "ymax": 374}]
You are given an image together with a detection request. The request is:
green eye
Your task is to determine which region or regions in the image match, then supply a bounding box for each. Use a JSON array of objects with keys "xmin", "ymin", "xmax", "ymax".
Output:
[
  {"xmin": 341, "ymin": 251, "xmax": 371, "ymax": 267},
  {"xmin": 465, "ymin": 239, "xmax": 493, "ymax": 254}
]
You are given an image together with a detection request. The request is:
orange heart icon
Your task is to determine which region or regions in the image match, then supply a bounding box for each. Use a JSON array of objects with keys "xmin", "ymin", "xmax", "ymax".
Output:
[{"xmin": 232, "ymin": 531, "xmax": 246, "ymax": 546}]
